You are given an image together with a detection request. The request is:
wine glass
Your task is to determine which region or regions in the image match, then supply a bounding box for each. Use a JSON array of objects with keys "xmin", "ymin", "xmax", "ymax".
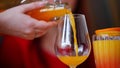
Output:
[{"xmin": 54, "ymin": 14, "xmax": 91, "ymax": 68}]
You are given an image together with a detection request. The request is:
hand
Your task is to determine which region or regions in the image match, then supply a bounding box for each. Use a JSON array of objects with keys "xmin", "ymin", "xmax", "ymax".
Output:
[{"xmin": 0, "ymin": 1, "xmax": 57, "ymax": 40}]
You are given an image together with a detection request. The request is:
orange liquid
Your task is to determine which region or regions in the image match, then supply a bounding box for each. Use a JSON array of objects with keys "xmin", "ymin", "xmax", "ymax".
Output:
[
  {"xmin": 69, "ymin": 13, "xmax": 78, "ymax": 56},
  {"xmin": 27, "ymin": 7, "xmax": 69, "ymax": 21},
  {"xmin": 58, "ymin": 56, "xmax": 88, "ymax": 67},
  {"xmin": 93, "ymin": 40, "xmax": 120, "ymax": 68}
]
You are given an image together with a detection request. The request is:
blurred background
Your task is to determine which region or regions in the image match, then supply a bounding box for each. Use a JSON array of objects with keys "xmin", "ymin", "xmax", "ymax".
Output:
[
  {"xmin": 0, "ymin": 0, "xmax": 120, "ymax": 68},
  {"xmin": 77, "ymin": 0, "xmax": 120, "ymax": 68},
  {"xmin": 79, "ymin": 0, "xmax": 120, "ymax": 35}
]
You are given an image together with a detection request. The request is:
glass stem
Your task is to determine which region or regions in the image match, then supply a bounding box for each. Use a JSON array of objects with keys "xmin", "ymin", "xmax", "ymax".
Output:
[{"xmin": 69, "ymin": 65, "xmax": 76, "ymax": 68}]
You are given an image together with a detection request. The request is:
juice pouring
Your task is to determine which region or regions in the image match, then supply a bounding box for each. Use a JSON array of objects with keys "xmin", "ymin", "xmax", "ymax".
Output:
[
  {"xmin": 0, "ymin": 0, "xmax": 90, "ymax": 67},
  {"xmin": 27, "ymin": 1, "xmax": 91, "ymax": 67},
  {"xmin": 55, "ymin": 13, "xmax": 91, "ymax": 68},
  {"xmin": 93, "ymin": 27, "xmax": 120, "ymax": 68},
  {"xmin": 27, "ymin": 0, "xmax": 81, "ymax": 59},
  {"xmin": 57, "ymin": 14, "xmax": 89, "ymax": 67}
]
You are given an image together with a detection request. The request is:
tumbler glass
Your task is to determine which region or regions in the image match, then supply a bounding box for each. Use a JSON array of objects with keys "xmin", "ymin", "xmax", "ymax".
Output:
[{"xmin": 93, "ymin": 27, "xmax": 120, "ymax": 68}]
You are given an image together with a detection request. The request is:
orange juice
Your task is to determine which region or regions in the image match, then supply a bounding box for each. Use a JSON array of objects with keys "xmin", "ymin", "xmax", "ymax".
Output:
[
  {"xmin": 58, "ymin": 56, "xmax": 88, "ymax": 67},
  {"xmin": 69, "ymin": 13, "xmax": 78, "ymax": 56},
  {"xmin": 93, "ymin": 27, "xmax": 120, "ymax": 68},
  {"xmin": 93, "ymin": 40, "xmax": 120, "ymax": 68},
  {"xmin": 27, "ymin": 7, "xmax": 70, "ymax": 21}
]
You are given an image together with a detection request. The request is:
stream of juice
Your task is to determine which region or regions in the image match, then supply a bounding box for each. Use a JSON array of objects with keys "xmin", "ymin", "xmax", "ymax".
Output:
[
  {"xmin": 93, "ymin": 40, "xmax": 120, "ymax": 68},
  {"xmin": 69, "ymin": 12, "xmax": 78, "ymax": 56}
]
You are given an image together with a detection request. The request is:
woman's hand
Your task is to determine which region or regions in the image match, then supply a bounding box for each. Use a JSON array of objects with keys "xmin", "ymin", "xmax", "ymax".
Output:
[{"xmin": 0, "ymin": 1, "xmax": 57, "ymax": 40}]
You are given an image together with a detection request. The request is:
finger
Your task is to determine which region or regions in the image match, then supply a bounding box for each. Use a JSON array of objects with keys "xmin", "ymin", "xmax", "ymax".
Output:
[
  {"xmin": 35, "ymin": 31, "xmax": 47, "ymax": 38},
  {"xmin": 34, "ymin": 29, "xmax": 46, "ymax": 38},
  {"xmin": 16, "ymin": 1, "xmax": 48, "ymax": 12},
  {"xmin": 47, "ymin": 21, "xmax": 58, "ymax": 27},
  {"xmin": 22, "ymin": 33, "xmax": 35, "ymax": 40},
  {"xmin": 34, "ymin": 21, "xmax": 57, "ymax": 30}
]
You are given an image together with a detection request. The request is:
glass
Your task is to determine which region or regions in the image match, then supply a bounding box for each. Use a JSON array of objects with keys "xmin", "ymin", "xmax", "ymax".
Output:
[
  {"xmin": 25, "ymin": 0, "xmax": 70, "ymax": 21},
  {"xmin": 92, "ymin": 27, "xmax": 120, "ymax": 68},
  {"xmin": 55, "ymin": 14, "xmax": 91, "ymax": 68},
  {"xmin": 0, "ymin": 0, "xmax": 70, "ymax": 21}
]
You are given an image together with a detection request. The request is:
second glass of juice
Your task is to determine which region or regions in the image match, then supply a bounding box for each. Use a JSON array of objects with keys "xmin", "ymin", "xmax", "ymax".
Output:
[{"xmin": 92, "ymin": 27, "xmax": 120, "ymax": 68}]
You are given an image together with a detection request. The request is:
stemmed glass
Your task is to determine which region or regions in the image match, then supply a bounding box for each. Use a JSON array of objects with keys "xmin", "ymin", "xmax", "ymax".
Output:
[{"xmin": 54, "ymin": 14, "xmax": 91, "ymax": 68}]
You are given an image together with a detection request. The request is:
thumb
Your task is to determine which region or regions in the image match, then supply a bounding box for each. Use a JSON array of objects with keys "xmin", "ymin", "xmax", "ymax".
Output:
[{"xmin": 16, "ymin": 1, "xmax": 48, "ymax": 12}]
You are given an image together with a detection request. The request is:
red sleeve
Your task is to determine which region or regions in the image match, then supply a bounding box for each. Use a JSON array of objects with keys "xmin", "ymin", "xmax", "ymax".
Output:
[{"xmin": 0, "ymin": 35, "xmax": 68, "ymax": 68}]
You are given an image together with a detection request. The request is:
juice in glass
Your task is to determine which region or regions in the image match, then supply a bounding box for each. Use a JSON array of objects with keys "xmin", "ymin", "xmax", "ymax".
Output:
[
  {"xmin": 55, "ymin": 14, "xmax": 91, "ymax": 68},
  {"xmin": 93, "ymin": 27, "xmax": 120, "ymax": 68},
  {"xmin": 58, "ymin": 56, "xmax": 88, "ymax": 67}
]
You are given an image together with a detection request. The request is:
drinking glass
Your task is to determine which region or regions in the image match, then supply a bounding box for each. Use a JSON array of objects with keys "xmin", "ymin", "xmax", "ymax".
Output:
[
  {"xmin": 54, "ymin": 14, "xmax": 91, "ymax": 68},
  {"xmin": 92, "ymin": 27, "xmax": 120, "ymax": 68}
]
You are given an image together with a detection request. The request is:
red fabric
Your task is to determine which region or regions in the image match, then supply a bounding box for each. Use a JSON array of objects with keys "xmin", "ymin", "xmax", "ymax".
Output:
[{"xmin": 0, "ymin": 35, "xmax": 68, "ymax": 68}]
